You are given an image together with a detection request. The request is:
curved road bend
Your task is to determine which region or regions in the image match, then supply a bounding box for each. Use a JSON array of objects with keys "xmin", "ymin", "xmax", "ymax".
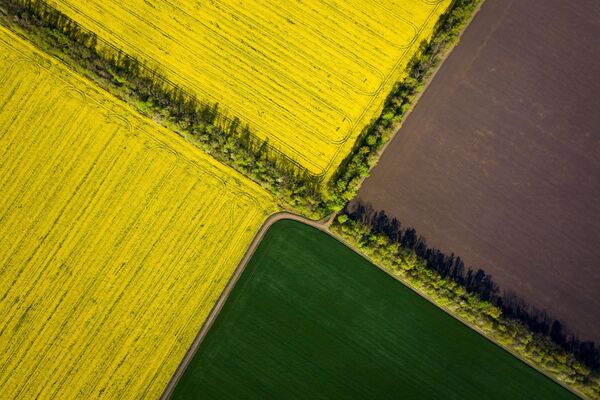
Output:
[
  {"xmin": 159, "ymin": 211, "xmax": 328, "ymax": 400},
  {"xmin": 160, "ymin": 210, "xmax": 582, "ymax": 400}
]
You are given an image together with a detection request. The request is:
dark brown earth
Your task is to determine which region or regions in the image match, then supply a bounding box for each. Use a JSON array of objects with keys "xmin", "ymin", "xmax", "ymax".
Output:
[{"xmin": 354, "ymin": 0, "xmax": 600, "ymax": 342}]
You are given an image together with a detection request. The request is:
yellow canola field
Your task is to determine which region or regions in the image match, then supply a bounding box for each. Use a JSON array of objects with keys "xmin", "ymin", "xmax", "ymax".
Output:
[
  {"xmin": 53, "ymin": 0, "xmax": 451, "ymax": 178},
  {"xmin": 0, "ymin": 26, "xmax": 276, "ymax": 399}
]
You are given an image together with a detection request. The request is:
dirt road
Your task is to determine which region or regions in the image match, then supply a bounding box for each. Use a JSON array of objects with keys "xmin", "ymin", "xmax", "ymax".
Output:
[{"xmin": 159, "ymin": 212, "xmax": 327, "ymax": 400}]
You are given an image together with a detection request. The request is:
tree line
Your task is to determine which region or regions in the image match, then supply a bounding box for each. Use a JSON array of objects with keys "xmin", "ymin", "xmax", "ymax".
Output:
[
  {"xmin": 0, "ymin": 0, "xmax": 487, "ymax": 218},
  {"xmin": 326, "ymin": 0, "xmax": 483, "ymax": 210},
  {"xmin": 334, "ymin": 208, "xmax": 600, "ymax": 397},
  {"xmin": 342, "ymin": 201, "xmax": 600, "ymax": 378},
  {"xmin": 1, "ymin": 0, "xmax": 325, "ymax": 216}
]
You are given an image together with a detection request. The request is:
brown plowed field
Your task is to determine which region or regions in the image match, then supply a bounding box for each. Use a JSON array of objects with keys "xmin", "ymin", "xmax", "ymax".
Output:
[{"xmin": 355, "ymin": 0, "xmax": 600, "ymax": 341}]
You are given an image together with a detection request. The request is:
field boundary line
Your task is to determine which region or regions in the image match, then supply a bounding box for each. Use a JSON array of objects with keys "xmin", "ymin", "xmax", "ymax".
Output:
[
  {"xmin": 328, "ymin": 218, "xmax": 587, "ymax": 399},
  {"xmin": 327, "ymin": 228, "xmax": 587, "ymax": 400},
  {"xmin": 0, "ymin": 0, "xmax": 328, "ymax": 226},
  {"xmin": 159, "ymin": 211, "xmax": 326, "ymax": 400},
  {"xmin": 51, "ymin": 0, "xmax": 445, "ymax": 179},
  {"xmin": 346, "ymin": 0, "xmax": 487, "ymax": 198},
  {"xmin": 161, "ymin": 209, "xmax": 585, "ymax": 399}
]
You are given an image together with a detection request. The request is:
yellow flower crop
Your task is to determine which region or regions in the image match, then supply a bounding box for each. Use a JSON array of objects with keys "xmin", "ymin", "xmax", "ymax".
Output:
[
  {"xmin": 0, "ymin": 26, "xmax": 276, "ymax": 399},
  {"xmin": 53, "ymin": 0, "xmax": 450, "ymax": 179}
]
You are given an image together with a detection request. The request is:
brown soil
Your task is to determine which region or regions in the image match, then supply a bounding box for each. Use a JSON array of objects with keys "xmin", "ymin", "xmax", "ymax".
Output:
[{"xmin": 355, "ymin": 0, "xmax": 600, "ymax": 341}]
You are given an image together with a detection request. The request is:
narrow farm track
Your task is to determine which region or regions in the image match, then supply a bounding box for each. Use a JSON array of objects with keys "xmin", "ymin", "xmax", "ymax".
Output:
[
  {"xmin": 162, "ymin": 210, "xmax": 585, "ymax": 400},
  {"xmin": 159, "ymin": 211, "xmax": 328, "ymax": 400},
  {"xmin": 170, "ymin": 219, "xmax": 579, "ymax": 400}
]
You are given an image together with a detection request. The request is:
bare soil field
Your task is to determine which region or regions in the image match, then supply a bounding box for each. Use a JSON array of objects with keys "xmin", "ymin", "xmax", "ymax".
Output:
[{"xmin": 355, "ymin": 0, "xmax": 600, "ymax": 341}]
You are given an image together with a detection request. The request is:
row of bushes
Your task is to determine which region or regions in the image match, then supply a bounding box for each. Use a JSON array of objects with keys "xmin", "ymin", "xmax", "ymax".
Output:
[
  {"xmin": 332, "ymin": 213, "xmax": 600, "ymax": 399},
  {"xmin": 0, "ymin": 0, "xmax": 326, "ymax": 217},
  {"xmin": 0, "ymin": 0, "xmax": 486, "ymax": 219},
  {"xmin": 326, "ymin": 0, "xmax": 483, "ymax": 210}
]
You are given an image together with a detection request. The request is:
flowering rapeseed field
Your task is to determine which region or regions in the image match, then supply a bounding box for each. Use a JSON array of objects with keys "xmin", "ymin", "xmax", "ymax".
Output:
[
  {"xmin": 0, "ymin": 26, "xmax": 275, "ymax": 399},
  {"xmin": 53, "ymin": 0, "xmax": 451, "ymax": 178}
]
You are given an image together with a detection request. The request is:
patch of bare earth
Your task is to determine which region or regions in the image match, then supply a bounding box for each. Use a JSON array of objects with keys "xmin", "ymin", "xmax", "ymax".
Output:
[{"xmin": 355, "ymin": 0, "xmax": 600, "ymax": 341}]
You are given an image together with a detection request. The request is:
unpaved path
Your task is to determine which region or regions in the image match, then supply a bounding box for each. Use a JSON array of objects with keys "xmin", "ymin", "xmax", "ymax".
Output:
[
  {"xmin": 160, "ymin": 210, "xmax": 584, "ymax": 400},
  {"xmin": 159, "ymin": 211, "xmax": 328, "ymax": 400}
]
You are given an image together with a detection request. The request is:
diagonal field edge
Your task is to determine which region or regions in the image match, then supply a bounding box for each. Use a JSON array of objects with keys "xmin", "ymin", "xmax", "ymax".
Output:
[{"xmin": 160, "ymin": 210, "xmax": 585, "ymax": 400}]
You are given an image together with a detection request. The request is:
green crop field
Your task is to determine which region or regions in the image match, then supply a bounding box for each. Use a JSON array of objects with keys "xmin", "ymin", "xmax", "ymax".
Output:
[{"xmin": 171, "ymin": 220, "xmax": 576, "ymax": 400}]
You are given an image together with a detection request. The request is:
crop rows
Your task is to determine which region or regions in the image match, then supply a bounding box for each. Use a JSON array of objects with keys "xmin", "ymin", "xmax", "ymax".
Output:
[
  {"xmin": 53, "ymin": 0, "xmax": 451, "ymax": 177},
  {"xmin": 0, "ymin": 26, "xmax": 275, "ymax": 399}
]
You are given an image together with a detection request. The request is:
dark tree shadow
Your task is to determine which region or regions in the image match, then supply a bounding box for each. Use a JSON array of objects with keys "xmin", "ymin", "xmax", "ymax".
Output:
[{"xmin": 345, "ymin": 200, "xmax": 600, "ymax": 371}]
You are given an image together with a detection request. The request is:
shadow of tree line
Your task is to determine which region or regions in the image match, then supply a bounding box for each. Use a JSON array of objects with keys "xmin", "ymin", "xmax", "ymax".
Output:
[{"xmin": 346, "ymin": 200, "xmax": 599, "ymax": 371}]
